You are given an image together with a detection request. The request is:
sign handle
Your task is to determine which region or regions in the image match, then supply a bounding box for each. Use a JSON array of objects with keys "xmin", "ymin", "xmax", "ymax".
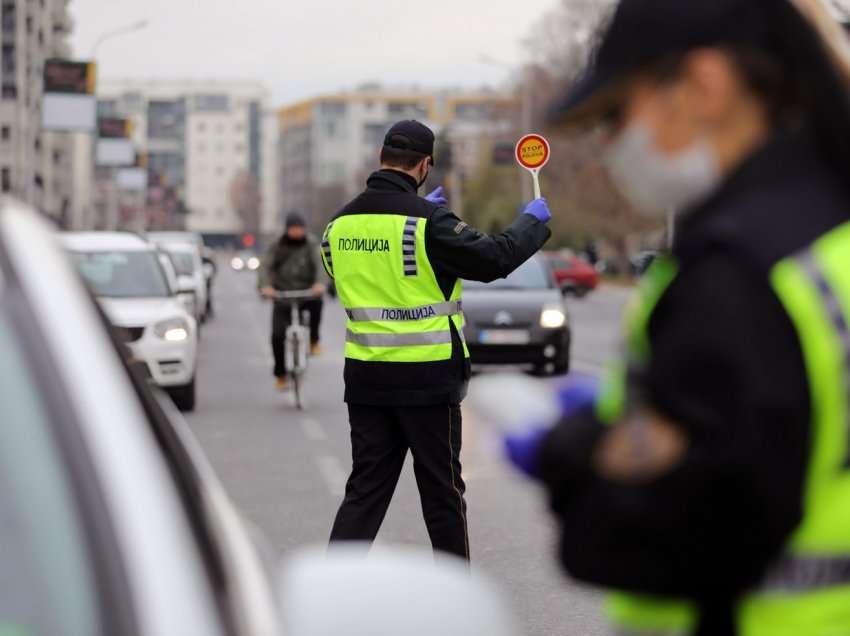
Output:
[{"xmin": 532, "ymin": 170, "xmax": 541, "ymax": 200}]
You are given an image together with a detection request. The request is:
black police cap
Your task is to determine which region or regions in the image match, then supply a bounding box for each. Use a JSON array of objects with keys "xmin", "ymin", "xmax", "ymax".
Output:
[
  {"xmin": 383, "ymin": 120, "xmax": 436, "ymax": 163},
  {"xmin": 550, "ymin": 0, "xmax": 777, "ymax": 124}
]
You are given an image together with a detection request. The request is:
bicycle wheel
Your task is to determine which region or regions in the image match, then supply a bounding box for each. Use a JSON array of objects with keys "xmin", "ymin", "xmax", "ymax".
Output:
[{"xmin": 292, "ymin": 370, "xmax": 302, "ymax": 410}]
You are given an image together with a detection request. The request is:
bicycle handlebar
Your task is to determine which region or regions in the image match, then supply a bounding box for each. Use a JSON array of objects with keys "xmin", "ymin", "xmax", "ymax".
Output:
[{"xmin": 267, "ymin": 289, "xmax": 319, "ymax": 301}]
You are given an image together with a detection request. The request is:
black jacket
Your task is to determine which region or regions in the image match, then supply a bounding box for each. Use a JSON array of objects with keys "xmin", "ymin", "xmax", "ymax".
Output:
[
  {"xmin": 538, "ymin": 131, "xmax": 850, "ymax": 635},
  {"xmin": 331, "ymin": 169, "xmax": 551, "ymax": 406}
]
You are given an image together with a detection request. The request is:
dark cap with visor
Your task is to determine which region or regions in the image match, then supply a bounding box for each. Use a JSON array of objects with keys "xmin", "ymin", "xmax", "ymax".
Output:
[
  {"xmin": 383, "ymin": 120, "xmax": 436, "ymax": 165},
  {"xmin": 549, "ymin": 0, "xmax": 781, "ymax": 124}
]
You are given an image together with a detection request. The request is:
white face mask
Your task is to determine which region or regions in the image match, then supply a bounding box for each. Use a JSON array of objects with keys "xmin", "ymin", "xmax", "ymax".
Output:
[{"xmin": 604, "ymin": 123, "xmax": 721, "ymax": 217}]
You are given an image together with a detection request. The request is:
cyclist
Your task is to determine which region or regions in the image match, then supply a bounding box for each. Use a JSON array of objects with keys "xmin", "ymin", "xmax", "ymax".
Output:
[{"xmin": 259, "ymin": 212, "xmax": 326, "ymax": 390}]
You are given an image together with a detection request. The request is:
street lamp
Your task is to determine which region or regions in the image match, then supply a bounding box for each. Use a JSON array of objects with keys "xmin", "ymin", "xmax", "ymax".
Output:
[
  {"xmin": 91, "ymin": 20, "xmax": 149, "ymax": 59},
  {"xmin": 478, "ymin": 55, "xmax": 534, "ymax": 203},
  {"xmin": 88, "ymin": 19, "xmax": 149, "ymax": 230}
]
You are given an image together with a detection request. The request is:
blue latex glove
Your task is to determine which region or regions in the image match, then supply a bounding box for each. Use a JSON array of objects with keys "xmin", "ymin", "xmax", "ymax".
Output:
[
  {"xmin": 504, "ymin": 376, "xmax": 599, "ymax": 478},
  {"xmin": 556, "ymin": 375, "xmax": 600, "ymax": 419},
  {"xmin": 504, "ymin": 427, "xmax": 549, "ymax": 478},
  {"xmin": 522, "ymin": 198, "xmax": 551, "ymax": 223},
  {"xmin": 424, "ymin": 186, "xmax": 448, "ymax": 207}
]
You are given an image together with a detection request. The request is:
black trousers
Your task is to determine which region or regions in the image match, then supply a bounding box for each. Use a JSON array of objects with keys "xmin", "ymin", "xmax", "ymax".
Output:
[
  {"xmin": 330, "ymin": 403, "xmax": 469, "ymax": 560},
  {"xmin": 271, "ymin": 299, "xmax": 322, "ymax": 378}
]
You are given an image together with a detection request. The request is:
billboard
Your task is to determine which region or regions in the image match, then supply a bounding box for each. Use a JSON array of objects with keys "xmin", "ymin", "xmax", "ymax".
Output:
[
  {"xmin": 98, "ymin": 117, "xmax": 133, "ymax": 139},
  {"xmin": 96, "ymin": 139, "xmax": 135, "ymax": 167},
  {"xmin": 42, "ymin": 59, "xmax": 97, "ymax": 131}
]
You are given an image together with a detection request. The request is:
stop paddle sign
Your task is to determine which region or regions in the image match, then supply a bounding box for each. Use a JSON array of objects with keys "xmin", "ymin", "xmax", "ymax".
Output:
[{"xmin": 515, "ymin": 134, "xmax": 551, "ymax": 200}]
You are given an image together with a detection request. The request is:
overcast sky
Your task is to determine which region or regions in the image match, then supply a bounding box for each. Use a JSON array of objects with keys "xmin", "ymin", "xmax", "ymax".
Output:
[{"xmin": 69, "ymin": 0, "xmax": 558, "ymax": 106}]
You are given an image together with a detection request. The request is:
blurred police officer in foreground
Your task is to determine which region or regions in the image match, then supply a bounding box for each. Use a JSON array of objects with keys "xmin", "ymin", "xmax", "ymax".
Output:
[
  {"xmin": 323, "ymin": 121, "xmax": 551, "ymax": 559},
  {"xmin": 503, "ymin": 0, "xmax": 850, "ymax": 634},
  {"xmin": 259, "ymin": 212, "xmax": 326, "ymax": 390}
]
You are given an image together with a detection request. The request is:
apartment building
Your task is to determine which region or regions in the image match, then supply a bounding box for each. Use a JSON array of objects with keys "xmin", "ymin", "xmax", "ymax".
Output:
[
  {"xmin": 0, "ymin": 0, "xmax": 75, "ymax": 225},
  {"xmin": 96, "ymin": 79, "xmax": 277, "ymax": 238},
  {"xmin": 277, "ymin": 86, "xmax": 517, "ymax": 230}
]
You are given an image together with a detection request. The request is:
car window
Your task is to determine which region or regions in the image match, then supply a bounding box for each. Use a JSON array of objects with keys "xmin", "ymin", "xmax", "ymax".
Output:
[
  {"xmin": 169, "ymin": 251, "xmax": 196, "ymax": 276},
  {"xmin": 0, "ymin": 309, "xmax": 102, "ymax": 636},
  {"xmin": 71, "ymin": 250, "xmax": 170, "ymax": 298},
  {"xmin": 548, "ymin": 257, "xmax": 573, "ymax": 270},
  {"xmin": 465, "ymin": 258, "xmax": 551, "ymax": 290}
]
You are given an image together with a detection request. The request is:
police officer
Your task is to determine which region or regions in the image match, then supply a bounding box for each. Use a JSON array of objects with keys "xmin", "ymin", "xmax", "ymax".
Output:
[
  {"xmin": 503, "ymin": 1, "xmax": 850, "ymax": 634},
  {"xmin": 259, "ymin": 212, "xmax": 326, "ymax": 390},
  {"xmin": 324, "ymin": 120, "xmax": 551, "ymax": 559}
]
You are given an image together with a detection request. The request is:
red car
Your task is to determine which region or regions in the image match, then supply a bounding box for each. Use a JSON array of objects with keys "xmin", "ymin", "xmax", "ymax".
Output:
[{"xmin": 546, "ymin": 252, "xmax": 599, "ymax": 297}]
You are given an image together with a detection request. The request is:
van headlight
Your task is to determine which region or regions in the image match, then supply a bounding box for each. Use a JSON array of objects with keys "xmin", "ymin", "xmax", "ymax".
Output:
[
  {"xmin": 540, "ymin": 306, "xmax": 567, "ymax": 329},
  {"xmin": 247, "ymin": 256, "xmax": 261, "ymax": 270},
  {"xmin": 231, "ymin": 256, "xmax": 245, "ymax": 271},
  {"xmin": 154, "ymin": 317, "xmax": 190, "ymax": 342}
]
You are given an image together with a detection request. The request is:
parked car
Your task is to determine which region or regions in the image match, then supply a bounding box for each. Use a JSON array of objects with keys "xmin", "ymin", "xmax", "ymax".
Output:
[
  {"xmin": 147, "ymin": 230, "xmax": 205, "ymax": 250},
  {"xmin": 151, "ymin": 239, "xmax": 208, "ymax": 323},
  {"xmin": 546, "ymin": 251, "xmax": 599, "ymax": 297},
  {"xmin": 61, "ymin": 231, "xmax": 199, "ymax": 411},
  {"xmin": 0, "ymin": 199, "xmax": 517, "ymax": 636},
  {"xmin": 463, "ymin": 255, "xmax": 571, "ymax": 376}
]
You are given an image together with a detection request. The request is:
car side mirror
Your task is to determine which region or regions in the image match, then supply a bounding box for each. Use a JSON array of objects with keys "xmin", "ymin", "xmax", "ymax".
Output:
[{"xmin": 279, "ymin": 546, "xmax": 518, "ymax": 636}]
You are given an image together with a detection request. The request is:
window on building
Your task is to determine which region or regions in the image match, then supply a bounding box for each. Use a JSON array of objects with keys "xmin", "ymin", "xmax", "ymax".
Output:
[
  {"xmin": 1, "ymin": 2, "xmax": 15, "ymax": 39},
  {"xmin": 196, "ymin": 143, "xmax": 206, "ymax": 153},
  {"xmin": 216, "ymin": 207, "xmax": 225, "ymax": 218},
  {"xmin": 234, "ymin": 123, "xmax": 244, "ymax": 133},
  {"xmin": 148, "ymin": 100, "xmax": 186, "ymax": 141},
  {"xmin": 319, "ymin": 101, "xmax": 347, "ymax": 116},
  {"xmin": 364, "ymin": 123, "xmax": 386, "ymax": 148},
  {"xmin": 33, "ymin": 137, "xmax": 41, "ymax": 153},
  {"xmin": 234, "ymin": 143, "xmax": 244, "ymax": 153},
  {"xmin": 122, "ymin": 92, "xmax": 144, "ymax": 114},
  {"xmin": 53, "ymin": 149, "xmax": 61, "ymax": 166},
  {"xmin": 1, "ymin": 167, "xmax": 10, "ymax": 192},
  {"xmin": 25, "ymin": 15, "xmax": 31, "ymax": 33},
  {"xmin": 193, "ymin": 94, "xmax": 229, "ymax": 112},
  {"xmin": 197, "ymin": 122, "xmax": 206, "ymax": 133},
  {"xmin": 37, "ymin": 29, "xmax": 43, "ymax": 46},
  {"xmin": 1, "ymin": 126, "xmax": 10, "ymax": 141}
]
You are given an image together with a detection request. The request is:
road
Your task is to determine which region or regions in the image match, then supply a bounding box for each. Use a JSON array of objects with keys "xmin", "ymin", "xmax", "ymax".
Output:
[{"xmin": 186, "ymin": 266, "xmax": 631, "ymax": 636}]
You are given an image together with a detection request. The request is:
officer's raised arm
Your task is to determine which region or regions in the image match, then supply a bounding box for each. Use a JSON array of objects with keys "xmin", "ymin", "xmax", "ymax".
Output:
[{"xmin": 424, "ymin": 198, "xmax": 552, "ymax": 283}]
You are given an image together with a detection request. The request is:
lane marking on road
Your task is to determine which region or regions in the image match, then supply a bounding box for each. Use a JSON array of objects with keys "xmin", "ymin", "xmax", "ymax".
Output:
[
  {"xmin": 315, "ymin": 454, "xmax": 347, "ymax": 497},
  {"xmin": 300, "ymin": 417, "xmax": 328, "ymax": 441}
]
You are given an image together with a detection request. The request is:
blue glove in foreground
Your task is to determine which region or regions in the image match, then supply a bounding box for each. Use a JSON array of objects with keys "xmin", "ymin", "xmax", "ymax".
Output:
[
  {"xmin": 504, "ymin": 427, "xmax": 549, "ymax": 478},
  {"xmin": 424, "ymin": 186, "xmax": 448, "ymax": 207},
  {"xmin": 522, "ymin": 198, "xmax": 551, "ymax": 223},
  {"xmin": 503, "ymin": 375, "xmax": 600, "ymax": 479}
]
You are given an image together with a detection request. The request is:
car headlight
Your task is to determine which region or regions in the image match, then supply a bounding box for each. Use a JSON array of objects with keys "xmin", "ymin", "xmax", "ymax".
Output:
[
  {"xmin": 247, "ymin": 256, "xmax": 261, "ymax": 271},
  {"xmin": 231, "ymin": 257, "xmax": 245, "ymax": 271},
  {"xmin": 154, "ymin": 317, "xmax": 190, "ymax": 342},
  {"xmin": 540, "ymin": 306, "xmax": 567, "ymax": 329}
]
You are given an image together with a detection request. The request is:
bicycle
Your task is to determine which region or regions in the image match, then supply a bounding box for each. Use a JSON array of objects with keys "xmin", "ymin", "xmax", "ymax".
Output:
[{"xmin": 266, "ymin": 288, "xmax": 319, "ymax": 410}]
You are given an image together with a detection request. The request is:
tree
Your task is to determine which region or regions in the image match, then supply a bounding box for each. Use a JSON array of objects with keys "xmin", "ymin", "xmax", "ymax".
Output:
[
  {"xmin": 520, "ymin": 0, "xmax": 664, "ymax": 268},
  {"xmin": 230, "ymin": 172, "xmax": 261, "ymax": 235}
]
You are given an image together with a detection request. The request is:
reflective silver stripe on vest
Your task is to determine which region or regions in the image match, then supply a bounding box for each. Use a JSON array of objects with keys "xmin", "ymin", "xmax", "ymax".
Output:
[
  {"xmin": 403, "ymin": 217, "xmax": 418, "ymax": 276},
  {"xmin": 797, "ymin": 251, "xmax": 850, "ymax": 467},
  {"xmin": 345, "ymin": 300, "xmax": 462, "ymax": 322},
  {"xmin": 759, "ymin": 555, "xmax": 850, "ymax": 592},
  {"xmin": 613, "ymin": 630, "xmax": 689, "ymax": 636},
  {"xmin": 322, "ymin": 222, "xmax": 334, "ymax": 276},
  {"xmin": 346, "ymin": 330, "xmax": 452, "ymax": 347}
]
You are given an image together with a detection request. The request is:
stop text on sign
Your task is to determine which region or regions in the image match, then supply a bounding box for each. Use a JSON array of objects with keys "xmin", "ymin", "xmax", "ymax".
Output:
[{"xmin": 515, "ymin": 134, "xmax": 550, "ymax": 170}]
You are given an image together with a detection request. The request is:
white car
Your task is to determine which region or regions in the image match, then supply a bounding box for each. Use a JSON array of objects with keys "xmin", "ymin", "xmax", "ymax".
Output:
[
  {"xmin": 152, "ymin": 240, "xmax": 208, "ymax": 324},
  {"xmin": 0, "ymin": 198, "xmax": 517, "ymax": 636},
  {"xmin": 147, "ymin": 230, "xmax": 205, "ymax": 249},
  {"xmin": 61, "ymin": 231, "xmax": 199, "ymax": 411}
]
